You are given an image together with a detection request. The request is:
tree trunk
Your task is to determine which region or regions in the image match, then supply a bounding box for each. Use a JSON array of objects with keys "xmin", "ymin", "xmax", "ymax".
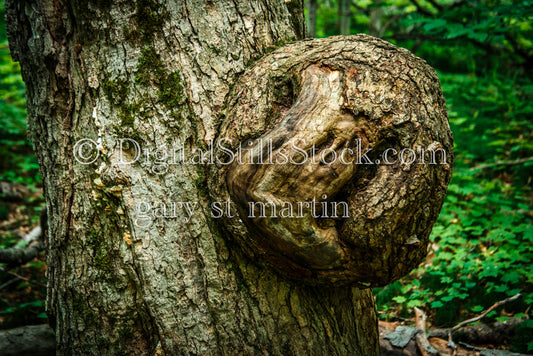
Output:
[
  {"xmin": 339, "ymin": 0, "xmax": 351, "ymax": 35},
  {"xmin": 306, "ymin": 0, "xmax": 317, "ymax": 38},
  {"xmin": 368, "ymin": 0, "xmax": 384, "ymax": 37},
  {"xmin": 6, "ymin": 0, "xmax": 451, "ymax": 355}
]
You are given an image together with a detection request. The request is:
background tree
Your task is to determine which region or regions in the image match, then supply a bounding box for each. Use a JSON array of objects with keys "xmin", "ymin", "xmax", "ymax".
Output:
[
  {"xmin": 306, "ymin": 0, "xmax": 318, "ymax": 37},
  {"xmin": 338, "ymin": 0, "xmax": 351, "ymax": 34}
]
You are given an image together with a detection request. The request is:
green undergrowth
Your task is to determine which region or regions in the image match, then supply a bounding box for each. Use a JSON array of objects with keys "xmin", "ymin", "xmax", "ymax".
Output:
[
  {"xmin": 0, "ymin": 3, "xmax": 40, "ymax": 187},
  {"xmin": 375, "ymin": 70, "xmax": 533, "ymax": 352}
]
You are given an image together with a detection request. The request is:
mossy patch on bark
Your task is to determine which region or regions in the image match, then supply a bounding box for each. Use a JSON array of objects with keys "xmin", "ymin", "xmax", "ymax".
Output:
[{"xmin": 135, "ymin": 46, "xmax": 185, "ymax": 111}]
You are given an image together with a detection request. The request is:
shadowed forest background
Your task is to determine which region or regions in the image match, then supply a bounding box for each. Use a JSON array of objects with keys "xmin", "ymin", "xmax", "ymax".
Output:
[{"xmin": 0, "ymin": 0, "xmax": 532, "ymax": 353}]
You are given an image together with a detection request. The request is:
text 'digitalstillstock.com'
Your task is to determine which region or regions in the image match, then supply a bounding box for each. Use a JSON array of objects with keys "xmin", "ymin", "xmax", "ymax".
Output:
[{"xmin": 73, "ymin": 137, "xmax": 449, "ymax": 229}]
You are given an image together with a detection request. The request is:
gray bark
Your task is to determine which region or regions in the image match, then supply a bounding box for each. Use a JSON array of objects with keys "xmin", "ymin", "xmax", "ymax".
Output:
[
  {"xmin": 0, "ymin": 324, "xmax": 55, "ymax": 356},
  {"xmin": 368, "ymin": 0, "xmax": 384, "ymax": 37},
  {"xmin": 306, "ymin": 0, "xmax": 317, "ymax": 38},
  {"xmin": 6, "ymin": 0, "xmax": 451, "ymax": 355},
  {"xmin": 339, "ymin": 0, "xmax": 351, "ymax": 35}
]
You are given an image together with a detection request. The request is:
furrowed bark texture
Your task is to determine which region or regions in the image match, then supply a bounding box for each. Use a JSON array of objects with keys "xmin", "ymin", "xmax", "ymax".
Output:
[{"xmin": 5, "ymin": 0, "xmax": 392, "ymax": 355}]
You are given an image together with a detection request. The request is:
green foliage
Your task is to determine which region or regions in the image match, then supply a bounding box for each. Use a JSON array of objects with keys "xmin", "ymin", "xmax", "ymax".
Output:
[
  {"xmin": 0, "ymin": 230, "xmax": 46, "ymax": 329},
  {"xmin": 0, "ymin": 0, "xmax": 45, "ymax": 329},
  {"xmin": 0, "ymin": 0, "xmax": 40, "ymax": 186},
  {"xmin": 401, "ymin": 1, "xmax": 533, "ymax": 66},
  {"xmin": 315, "ymin": 1, "xmax": 341, "ymax": 38},
  {"xmin": 313, "ymin": 0, "xmax": 533, "ymax": 72},
  {"xmin": 376, "ymin": 164, "xmax": 532, "ymax": 325},
  {"xmin": 0, "ymin": 300, "xmax": 45, "ymax": 329}
]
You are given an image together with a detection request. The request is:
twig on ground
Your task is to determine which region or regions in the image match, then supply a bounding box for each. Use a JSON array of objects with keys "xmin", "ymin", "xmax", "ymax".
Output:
[
  {"xmin": 451, "ymin": 293, "xmax": 521, "ymax": 333},
  {"xmin": 414, "ymin": 307, "xmax": 440, "ymax": 356},
  {"xmin": 447, "ymin": 330, "xmax": 457, "ymax": 354},
  {"xmin": 446, "ymin": 293, "xmax": 521, "ymax": 352},
  {"xmin": 7, "ymin": 270, "xmax": 46, "ymax": 288},
  {"xmin": 0, "ymin": 277, "xmax": 20, "ymax": 291},
  {"xmin": 429, "ymin": 316, "xmax": 525, "ymax": 344},
  {"xmin": 0, "ymin": 240, "xmax": 44, "ymax": 268}
]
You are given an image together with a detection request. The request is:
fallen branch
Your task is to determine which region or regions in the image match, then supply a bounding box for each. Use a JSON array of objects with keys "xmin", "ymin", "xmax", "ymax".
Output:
[
  {"xmin": 0, "ymin": 240, "xmax": 44, "ymax": 267},
  {"xmin": 6, "ymin": 269, "xmax": 47, "ymax": 288},
  {"xmin": 0, "ymin": 208, "xmax": 46, "ymax": 268},
  {"xmin": 451, "ymin": 293, "xmax": 521, "ymax": 333},
  {"xmin": 0, "ymin": 324, "xmax": 55, "ymax": 356},
  {"xmin": 445, "ymin": 293, "xmax": 521, "ymax": 352},
  {"xmin": 16, "ymin": 225, "xmax": 42, "ymax": 248},
  {"xmin": 429, "ymin": 316, "xmax": 525, "ymax": 344},
  {"xmin": 414, "ymin": 307, "xmax": 439, "ymax": 356},
  {"xmin": 447, "ymin": 330, "xmax": 457, "ymax": 354},
  {"xmin": 458, "ymin": 341, "xmax": 531, "ymax": 356},
  {"xmin": 0, "ymin": 277, "xmax": 20, "ymax": 291}
]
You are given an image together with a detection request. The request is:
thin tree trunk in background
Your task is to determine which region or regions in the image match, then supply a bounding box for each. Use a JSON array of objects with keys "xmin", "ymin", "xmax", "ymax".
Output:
[
  {"xmin": 339, "ymin": 0, "xmax": 351, "ymax": 35},
  {"xmin": 369, "ymin": 0, "xmax": 384, "ymax": 37},
  {"xmin": 6, "ymin": 0, "xmax": 380, "ymax": 354},
  {"xmin": 306, "ymin": 0, "xmax": 318, "ymax": 37}
]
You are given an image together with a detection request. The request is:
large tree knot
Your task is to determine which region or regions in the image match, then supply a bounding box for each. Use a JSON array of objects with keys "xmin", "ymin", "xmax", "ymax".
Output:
[{"xmin": 209, "ymin": 35, "xmax": 453, "ymax": 287}]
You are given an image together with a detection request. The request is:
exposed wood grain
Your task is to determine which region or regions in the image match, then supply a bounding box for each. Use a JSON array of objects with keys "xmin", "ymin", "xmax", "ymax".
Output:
[{"xmin": 212, "ymin": 35, "xmax": 453, "ymax": 287}]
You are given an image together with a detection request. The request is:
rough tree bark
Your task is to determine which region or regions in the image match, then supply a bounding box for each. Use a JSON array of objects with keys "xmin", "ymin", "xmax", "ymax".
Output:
[{"xmin": 6, "ymin": 0, "xmax": 452, "ymax": 355}]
